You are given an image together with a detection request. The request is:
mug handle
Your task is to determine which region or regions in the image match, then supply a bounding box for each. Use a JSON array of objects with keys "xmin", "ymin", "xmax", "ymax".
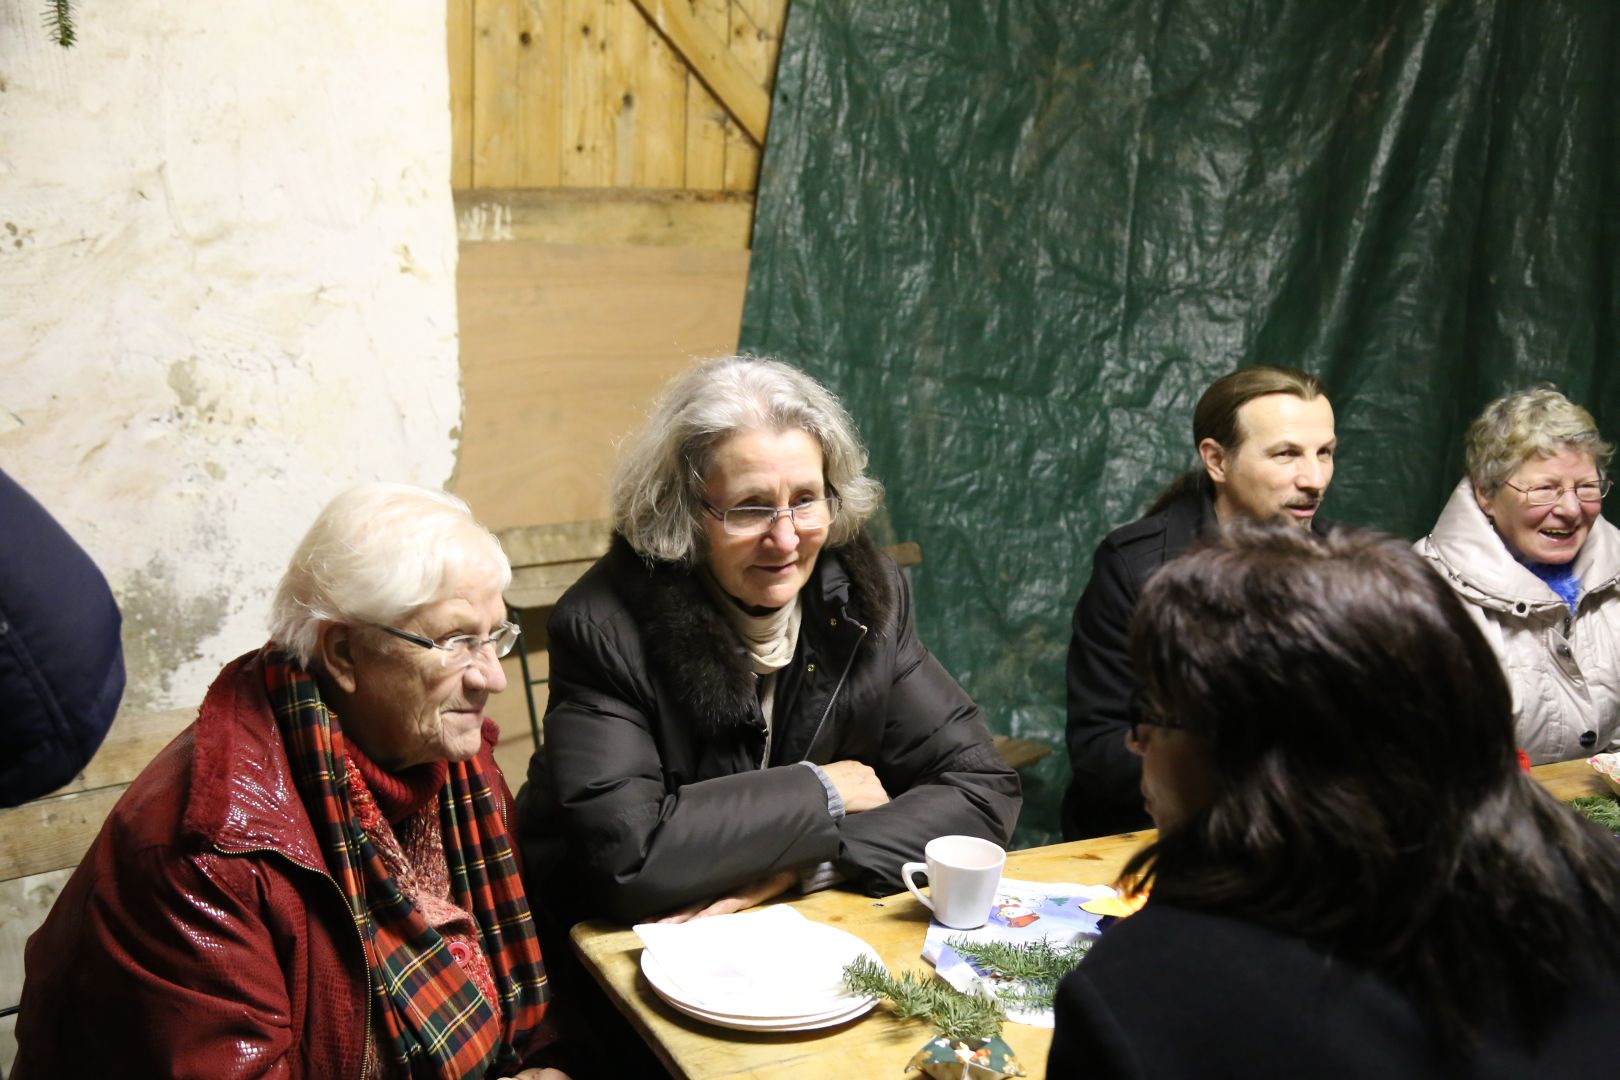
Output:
[{"xmin": 901, "ymin": 861, "xmax": 934, "ymax": 913}]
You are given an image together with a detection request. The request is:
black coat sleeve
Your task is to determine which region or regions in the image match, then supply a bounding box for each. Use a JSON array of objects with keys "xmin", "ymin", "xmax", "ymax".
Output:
[
  {"xmin": 533, "ymin": 607, "xmax": 842, "ymax": 923},
  {"xmin": 1064, "ymin": 539, "xmax": 1147, "ymax": 832},
  {"xmin": 0, "ymin": 468, "xmax": 125, "ymax": 808},
  {"xmin": 833, "ymin": 565, "xmax": 1021, "ymax": 895}
]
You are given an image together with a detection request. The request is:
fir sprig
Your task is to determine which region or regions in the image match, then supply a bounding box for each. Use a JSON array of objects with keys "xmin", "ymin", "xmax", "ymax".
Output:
[
  {"xmin": 947, "ymin": 935, "xmax": 1093, "ymax": 1012},
  {"xmin": 842, "ymin": 955, "xmax": 1005, "ymax": 1042},
  {"xmin": 43, "ymin": 0, "xmax": 76, "ymax": 48},
  {"xmin": 947, "ymin": 936, "xmax": 1092, "ymax": 984},
  {"xmin": 1568, "ymin": 794, "xmax": 1620, "ymax": 832}
]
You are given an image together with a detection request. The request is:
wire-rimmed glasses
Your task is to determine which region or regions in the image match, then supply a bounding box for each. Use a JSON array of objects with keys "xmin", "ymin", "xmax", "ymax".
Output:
[
  {"xmin": 375, "ymin": 620, "xmax": 521, "ymax": 669},
  {"xmin": 1502, "ymin": 478, "xmax": 1612, "ymax": 505},
  {"xmin": 703, "ymin": 495, "xmax": 841, "ymax": 537}
]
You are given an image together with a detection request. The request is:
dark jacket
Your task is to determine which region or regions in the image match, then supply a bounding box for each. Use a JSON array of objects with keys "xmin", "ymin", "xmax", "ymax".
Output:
[
  {"xmin": 1051, "ymin": 902, "xmax": 1620, "ymax": 1078},
  {"xmin": 0, "ymin": 468, "xmax": 125, "ymax": 807},
  {"xmin": 1062, "ymin": 484, "xmax": 1210, "ymax": 839},
  {"xmin": 14, "ymin": 650, "xmax": 544, "ymax": 1079},
  {"xmin": 1063, "ymin": 484, "xmax": 1332, "ymax": 839},
  {"xmin": 517, "ymin": 531, "xmax": 1021, "ymax": 924}
]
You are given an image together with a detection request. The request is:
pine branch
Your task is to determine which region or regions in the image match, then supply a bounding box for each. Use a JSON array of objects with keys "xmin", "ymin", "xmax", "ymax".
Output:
[
  {"xmin": 842, "ymin": 955, "xmax": 1005, "ymax": 1042},
  {"xmin": 991, "ymin": 983, "xmax": 1060, "ymax": 1013},
  {"xmin": 946, "ymin": 936, "xmax": 1092, "ymax": 1013},
  {"xmin": 1569, "ymin": 795, "xmax": 1620, "ymax": 832},
  {"xmin": 43, "ymin": 0, "xmax": 76, "ymax": 48},
  {"xmin": 947, "ymin": 936, "xmax": 1092, "ymax": 983}
]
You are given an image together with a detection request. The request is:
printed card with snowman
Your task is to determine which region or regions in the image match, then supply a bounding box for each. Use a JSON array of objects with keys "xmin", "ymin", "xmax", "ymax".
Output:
[{"xmin": 920, "ymin": 878, "xmax": 1118, "ymax": 1028}]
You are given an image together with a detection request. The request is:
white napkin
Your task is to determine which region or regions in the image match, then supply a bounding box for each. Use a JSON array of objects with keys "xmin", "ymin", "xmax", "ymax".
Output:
[{"xmin": 634, "ymin": 906, "xmax": 862, "ymax": 1016}]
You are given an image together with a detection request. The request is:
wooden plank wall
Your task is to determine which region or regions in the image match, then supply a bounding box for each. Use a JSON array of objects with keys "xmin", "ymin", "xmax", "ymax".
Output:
[{"xmin": 450, "ymin": 0, "xmax": 787, "ymax": 191}]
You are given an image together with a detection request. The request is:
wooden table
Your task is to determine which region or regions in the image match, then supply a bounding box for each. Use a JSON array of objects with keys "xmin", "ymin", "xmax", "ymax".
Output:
[
  {"xmin": 569, "ymin": 759, "xmax": 1609, "ymax": 1079},
  {"xmin": 570, "ymin": 828, "xmax": 1154, "ymax": 1079},
  {"xmin": 1530, "ymin": 756, "xmax": 1608, "ymax": 801}
]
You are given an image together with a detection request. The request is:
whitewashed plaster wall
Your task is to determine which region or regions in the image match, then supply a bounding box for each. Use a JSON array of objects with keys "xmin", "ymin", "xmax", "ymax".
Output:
[{"xmin": 0, "ymin": 1, "xmax": 462, "ymax": 713}]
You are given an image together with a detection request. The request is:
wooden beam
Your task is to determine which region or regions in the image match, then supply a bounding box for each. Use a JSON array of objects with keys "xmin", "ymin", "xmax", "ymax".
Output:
[
  {"xmin": 499, "ymin": 519, "xmax": 616, "ymax": 566},
  {"xmin": 507, "ymin": 559, "xmax": 604, "ymax": 610},
  {"xmin": 628, "ymin": 0, "xmax": 771, "ymax": 145},
  {"xmin": 455, "ymin": 187, "xmax": 755, "ymax": 249}
]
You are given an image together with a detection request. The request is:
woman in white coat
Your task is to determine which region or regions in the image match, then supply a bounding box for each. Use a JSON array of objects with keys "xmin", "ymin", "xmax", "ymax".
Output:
[{"xmin": 1417, "ymin": 386, "xmax": 1620, "ymax": 763}]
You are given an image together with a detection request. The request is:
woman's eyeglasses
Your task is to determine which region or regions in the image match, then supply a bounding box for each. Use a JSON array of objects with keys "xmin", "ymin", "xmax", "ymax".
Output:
[
  {"xmin": 1502, "ymin": 478, "xmax": 1611, "ymax": 505},
  {"xmin": 703, "ymin": 495, "xmax": 841, "ymax": 537},
  {"xmin": 375, "ymin": 621, "xmax": 521, "ymax": 669}
]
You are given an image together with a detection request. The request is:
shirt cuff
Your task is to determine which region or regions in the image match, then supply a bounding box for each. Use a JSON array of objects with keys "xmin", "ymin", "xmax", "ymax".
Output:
[
  {"xmin": 798, "ymin": 860, "xmax": 845, "ymax": 895},
  {"xmin": 799, "ymin": 761, "xmax": 845, "ymax": 819}
]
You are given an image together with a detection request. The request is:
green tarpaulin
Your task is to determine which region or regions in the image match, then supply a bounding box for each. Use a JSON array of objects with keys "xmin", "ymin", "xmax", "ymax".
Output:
[{"xmin": 740, "ymin": 0, "xmax": 1619, "ymax": 845}]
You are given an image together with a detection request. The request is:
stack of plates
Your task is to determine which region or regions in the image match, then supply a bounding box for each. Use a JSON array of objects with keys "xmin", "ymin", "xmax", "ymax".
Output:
[{"xmin": 634, "ymin": 906, "xmax": 882, "ymax": 1032}]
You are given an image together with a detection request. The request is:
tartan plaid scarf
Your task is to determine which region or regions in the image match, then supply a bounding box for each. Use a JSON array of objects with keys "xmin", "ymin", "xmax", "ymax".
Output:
[{"xmin": 265, "ymin": 652, "xmax": 549, "ymax": 1078}]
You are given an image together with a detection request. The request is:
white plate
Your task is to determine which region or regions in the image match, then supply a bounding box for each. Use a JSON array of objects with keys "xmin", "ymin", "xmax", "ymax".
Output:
[
  {"xmin": 635, "ymin": 919, "xmax": 887, "ymax": 1023},
  {"xmin": 640, "ymin": 949, "xmax": 877, "ymax": 1027},
  {"xmin": 643, "ymin": 953, "xmax": 879, "ymax": 1031}
]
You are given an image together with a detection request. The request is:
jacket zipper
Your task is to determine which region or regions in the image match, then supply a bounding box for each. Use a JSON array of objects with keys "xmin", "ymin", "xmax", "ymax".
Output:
[
  {"xmin": 212, "ymin": 841, "xmax": 373, "ymax": 1080},
  {"xmin": 805, "ymin": 621, "xmax": 868, "ymax": 757}
]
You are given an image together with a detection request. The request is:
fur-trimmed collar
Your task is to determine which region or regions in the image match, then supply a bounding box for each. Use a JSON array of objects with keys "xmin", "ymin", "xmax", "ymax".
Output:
[{"xmin": 610, "ymin": 530, "xmax": 894, "ymax": 738}]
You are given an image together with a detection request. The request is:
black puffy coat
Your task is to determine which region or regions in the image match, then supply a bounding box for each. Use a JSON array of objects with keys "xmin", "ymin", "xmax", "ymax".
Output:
[
  {"xmin": 1, "ymin": 468, "xmax": 125, "ymax": 807},
  {"xmin": 1062, "ymin": 486, "xmax": 1209, "ymax": 839},
  {"xmin": 517, "ymin": 531, "xmax": 1020, "ymax": 924}
]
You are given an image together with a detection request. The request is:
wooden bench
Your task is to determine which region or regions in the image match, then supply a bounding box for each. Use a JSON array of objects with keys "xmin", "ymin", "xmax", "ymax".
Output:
[
  {"xmin": 493, "ymin": 521, "xmax": 1048, "ymax": 770},
  {"xmin": 0, "ymin": 704, "xmax": 198, "ymax": 1069}
]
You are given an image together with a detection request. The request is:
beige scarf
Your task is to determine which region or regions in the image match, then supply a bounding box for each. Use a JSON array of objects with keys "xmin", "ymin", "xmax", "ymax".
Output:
[{"xmin": 700, "ymin": 571, "xmax": 804, "ymax": 762}]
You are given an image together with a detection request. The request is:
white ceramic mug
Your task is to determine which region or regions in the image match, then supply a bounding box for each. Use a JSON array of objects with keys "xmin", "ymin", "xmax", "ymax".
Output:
[{"xmin": 901, "ymin": 835, "xmax": 1006, "ymax": 929}]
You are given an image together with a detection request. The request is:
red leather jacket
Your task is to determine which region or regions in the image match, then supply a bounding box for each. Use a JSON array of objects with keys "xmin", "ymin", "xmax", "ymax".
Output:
[{"xmin": 13, "ymin": 649, "xmax": 523, "ymax": 1080}]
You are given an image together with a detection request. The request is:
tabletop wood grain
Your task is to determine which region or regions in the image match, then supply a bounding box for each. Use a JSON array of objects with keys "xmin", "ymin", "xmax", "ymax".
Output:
[
  {"xmin": 569, "ymin": 830, "xmax": 1151, "ymax": 1079},
  {"xmin": 568, "ymin": 759, "xmax": 1608, "ymax": 1079}
]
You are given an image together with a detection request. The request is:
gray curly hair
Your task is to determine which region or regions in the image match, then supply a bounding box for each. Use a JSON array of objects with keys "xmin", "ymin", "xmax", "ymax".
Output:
[
  {"xmin": 612, "ymin": 356, "xmax": 883, "ymax": 564},
  {"xmin": 1465, "ymin": 386, "xmax": 1614, "ymax": 497}
]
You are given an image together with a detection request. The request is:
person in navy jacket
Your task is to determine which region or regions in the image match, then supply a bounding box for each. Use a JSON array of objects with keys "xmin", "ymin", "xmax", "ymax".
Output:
[{"xmin": 0, "ymin": 467, "xmax": 125, "ymax": 807}]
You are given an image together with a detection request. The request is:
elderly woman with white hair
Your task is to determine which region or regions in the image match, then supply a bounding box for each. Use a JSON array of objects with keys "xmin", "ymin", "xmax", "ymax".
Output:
[
  {"xmin": 16, "ymin": 485, "xmax": 568, "ymax": 1080},
  {"xmin": 518, "ymin": 356, "xmax": 1020, "ymax": 927},
  {"xmin": 1418, "ymin": 386, "xmax": 1620, "ymax": 763}
]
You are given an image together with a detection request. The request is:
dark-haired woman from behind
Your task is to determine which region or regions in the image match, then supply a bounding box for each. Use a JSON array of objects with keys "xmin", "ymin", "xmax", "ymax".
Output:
[{"xmin": 1049, "ymin": 522, "xmax": 1620, "ymax": 1078}]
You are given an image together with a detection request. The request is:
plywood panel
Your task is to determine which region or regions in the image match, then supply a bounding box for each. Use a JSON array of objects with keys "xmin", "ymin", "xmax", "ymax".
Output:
[{"xmin": 454, "ymin": 240, "xmax": 749, "ymax": 531}]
